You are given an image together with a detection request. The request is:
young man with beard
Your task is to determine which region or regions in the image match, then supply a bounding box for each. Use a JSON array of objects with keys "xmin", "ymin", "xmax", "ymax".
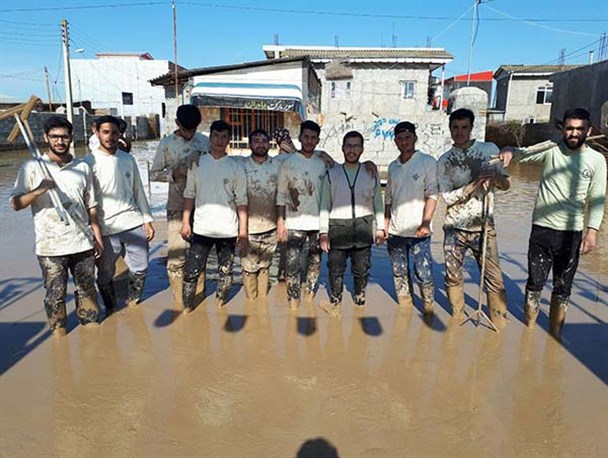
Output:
[
  {"xmin": 437, "ymin": 108, "xmax": 510, "ymax": 330},
  {"xmin": 499, "ymin": 108, "xmax": 606, "ymax": 339},
  {"xmin": 385, "ymin": 121, "xmax": 439, "ymax": 315},
  {"xmin": 277, "ymin": 120, "xmax": 328, "ymax": 309},
  {"xmin": 239, "ymin": 129, "xmax": 280, "ymax": 300},
  {"xmin": 11, "ymin": 116, "xmax": 102, "ymax": 336},
  {"xmin": 84, "ymin": 115, "xmax": 155, "ymax": 313},
  {"xmin": 150, "ymin": 105, "xmax": 210, "ymax": 304},
  {"xmin": 319, "ymin": 131, "xmax": 384, "ymax": 314},
  {"xmin": 180, "ymin": 120, "xmax": 248, "ymax": 312}
]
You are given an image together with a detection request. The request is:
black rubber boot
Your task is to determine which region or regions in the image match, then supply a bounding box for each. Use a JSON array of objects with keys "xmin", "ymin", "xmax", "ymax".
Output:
[
  {"xmin": 127, "ymin": 271, "xmax": 147, "ymax": 307},
  {"xmin": 98, "ymin": 281, "xmax": 117, "ymax": 315}
]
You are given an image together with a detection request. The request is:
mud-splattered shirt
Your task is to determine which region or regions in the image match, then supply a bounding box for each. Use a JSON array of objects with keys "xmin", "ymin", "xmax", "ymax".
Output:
[
  {"xmin": 83, "ymin": 149, "xmax": 154, "ymax": 236},
  {"xmin": 514, "ymin": 142, "xmax": 607, "ymax": 231},
  {"xmin": 437, "ymin": 141, "xmax": 506, "ymax": 231},
  {"xmin": 11, "ymin": 155, "xmax": 96, "ymax": 256},
  {"xmin": 150, "ymin": 132, "xmax": 210, "ymax": 211},
  {"xmin": 242, "ymin": 155, "xmax": 280, "ymax": 234},
  {"xmin": 385, "ymin": 150, "xmax": 439, "ymax": 237},
  {"xmin": 277, "ymin": 152, "xmax": 327, "ymax": 231},
  {"xmin": 184, "ymin": 154, "xmax": 247, "ymax": 238}
]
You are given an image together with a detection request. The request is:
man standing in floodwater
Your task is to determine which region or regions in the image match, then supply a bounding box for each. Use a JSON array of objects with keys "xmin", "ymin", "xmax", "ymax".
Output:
[
  {"xmin": 240, "ymin": 129, "xmax": 280, "ymax": 300},
  {"xmin": 437, "ymin": 108, "xmax": 510, "ymax": 330},
  {"xmin": 180, "ymin": 120, "xmax": 248, "ymax": 312},
  {"xmin": 277, "ymin": 120, "xmax": 327, "ymax": 309},
  {"xmin": 385, "ymin": 121, "xmax": 439, "ymax": 316},
  {"xmin": 84, "ymin": 115, "xmax": 155, "ymax": 314},
  {"xmin": 11, "ymin": 116, "xmax": 102, "ymax": 336},
  {"xmin": 150, "ymin": 105, "xmax": 210, "ymax": 305},
  {"xmin": 319, "ymin": 131, "xmax": 385, "ymax": 314},
  {"xmin": 499, "ymin": 108, "xmax": 606, "ymax": 340}
]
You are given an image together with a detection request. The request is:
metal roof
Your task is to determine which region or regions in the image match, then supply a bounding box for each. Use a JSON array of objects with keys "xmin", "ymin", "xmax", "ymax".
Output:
[
  {"xmin": 263, "ymin": 45, "xmax": 453, "ymax": 62},
  {"xmin": 494, "ymin": 64, "xmax": 580, "ymax": 79}
]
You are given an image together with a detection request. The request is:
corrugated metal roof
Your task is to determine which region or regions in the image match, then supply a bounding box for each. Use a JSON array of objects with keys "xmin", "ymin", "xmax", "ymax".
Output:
[{"xmin": 263, "ymin": 46, "xmax": 453, "ymax": 61}]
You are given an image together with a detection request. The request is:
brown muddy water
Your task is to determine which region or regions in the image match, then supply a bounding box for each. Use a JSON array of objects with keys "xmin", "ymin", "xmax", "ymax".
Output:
[{"xmin": 1, "ymin": 145, "xmax": 607, "ymax": 457}]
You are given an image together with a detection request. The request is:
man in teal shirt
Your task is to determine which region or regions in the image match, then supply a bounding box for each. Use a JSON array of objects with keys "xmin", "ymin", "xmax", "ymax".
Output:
[{"xmin": 500, "ymin": 108, "xmax": 606, "ymax": 339}]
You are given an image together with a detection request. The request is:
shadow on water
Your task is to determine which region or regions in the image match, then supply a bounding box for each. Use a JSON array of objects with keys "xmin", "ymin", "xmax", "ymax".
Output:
[
  {"xmin": 358, "ymin": 316, "xmax": 383, "ymax": 336},
  {"xmin": 224, "ymin": 314, "xmax": 247, "ymax": 333},
  {"xmin": 562, "ymin": 322, "xmax": 608, "ymax": 385},
  {"xmin": 0, "ymin": 277, "xmax": 43, "ymax": 311},
  {"xmin": 296, "ymin": 437, "xmax": 339, "ymax": 458},
  {"xmin": 297, "ymin": 316, "xmax": 317, "ymax": 337},
  {"xmin": 154, "ymin": 308, "xmax": 182, "ymax": 328}
]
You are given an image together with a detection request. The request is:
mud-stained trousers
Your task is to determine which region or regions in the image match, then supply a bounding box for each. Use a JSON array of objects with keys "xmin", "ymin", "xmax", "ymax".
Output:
[
  {"xmin": 240, "ymin": 229, "xmax": 278, "ymax": 274},
  {"xmin": 285, "ymin": 230, "xmax": 321, "ymax": 301},
  {"xmin": 387, "ymin": 235, "xmax": 433, "ymax": 298},
  {"xmin": 166, "ymin": 209, "xmax": 189, "ymax": 274},
  {"xmin": 183, "ymin": 233, "xmax": 236, "ymax": 305},
  {"xmin": 443, "ymin": 227, "xmax": 505, "ymax": 293},
  {"xmin": 526, "ymin": 224, "xmax": 582, "ymax": 297},
  {"xmin": 327, "ymin": 246, "xmax": 371, "ymax": 305},
  {"xmin": 37, "ymin": 249, "xmax": 99, "ymax": 331}
]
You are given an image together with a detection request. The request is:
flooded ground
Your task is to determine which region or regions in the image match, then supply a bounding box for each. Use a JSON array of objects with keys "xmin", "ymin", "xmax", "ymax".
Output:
[{"xmin": 1, "ymin": 143, "xmax": 606, "ymax": 457}]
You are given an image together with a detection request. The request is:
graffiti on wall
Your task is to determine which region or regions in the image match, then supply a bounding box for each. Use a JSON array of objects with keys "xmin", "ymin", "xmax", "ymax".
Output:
[{"xmin": 371, "ymin": 118, "xmax": 400, "ymax": 140}]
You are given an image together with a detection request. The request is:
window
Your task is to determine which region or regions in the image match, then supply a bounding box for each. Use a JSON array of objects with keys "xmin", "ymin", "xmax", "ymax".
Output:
[
  {"xmin": 345, "ymin": 81, "xmax": 351, "ymax": 98},
  {"xmin": 221, "ymin": 108, "xmax": 284, "ymax": 149},
  {"xmin": 536, "ymin": 85, "xmax": 553, "ymax": 105},
  {"xmin": 401, "ymin": 81, "xmax": 415, "ymax": 100},
  {"xmin": 329, "ymin": 80, "xmax": 352, "ymax": 99},
  {"xmin": 331, "ymin": 82, "xmax": 336, "ymax": 99},
  {"xmin": 122, "ymin": 92, "xmax": 133, "ymax": 105}
]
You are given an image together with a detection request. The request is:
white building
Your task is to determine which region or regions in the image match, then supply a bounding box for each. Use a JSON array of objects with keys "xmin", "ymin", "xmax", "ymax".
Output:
[
  {"xmin": 71, "ymin": 52, "xmax": 172, "ymax": 122},
  {"xmin": 262, "ymin": 45, "xmax": 454, "ymax": 163}
]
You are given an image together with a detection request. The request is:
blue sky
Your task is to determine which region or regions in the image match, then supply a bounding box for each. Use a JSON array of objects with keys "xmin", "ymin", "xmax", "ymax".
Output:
[{"xmin": 1, "ymin": 0, "xmax": 607, "ymax": 101}]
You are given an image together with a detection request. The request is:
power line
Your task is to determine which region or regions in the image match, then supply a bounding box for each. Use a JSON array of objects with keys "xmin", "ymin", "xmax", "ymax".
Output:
[
  {"xmin": 1, "ymin": 1, "xmax": 169, "ymax": 12},
  {"xmin": 428, "ymin": 4, "xmax": 474, "ymax": 45}
]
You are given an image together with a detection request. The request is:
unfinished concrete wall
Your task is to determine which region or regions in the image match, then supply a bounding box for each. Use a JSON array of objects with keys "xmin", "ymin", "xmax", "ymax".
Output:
[
  {"xmin": 504, "ymin": 77, "xmax": 552, "ymax": 122},
  {"xmin": 550, "ymin": 60, "xmax": 608, "ymax": 133}
]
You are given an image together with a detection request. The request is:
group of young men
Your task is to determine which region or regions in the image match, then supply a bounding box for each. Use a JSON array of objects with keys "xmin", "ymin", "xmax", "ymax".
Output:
[{"xmin": 11, "ymin": 105, "xmax": 605, "ymax": 341}]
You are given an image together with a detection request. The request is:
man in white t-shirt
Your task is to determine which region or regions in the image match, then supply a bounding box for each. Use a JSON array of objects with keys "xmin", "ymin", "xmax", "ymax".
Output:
[
  {"xmin": 150, "ymin": 105, "xmax": 210, "ymax": 304},
  {"xmin": 385, "ymin": 121, "xmax": 439, "ymax": 316},
  {"xmin": 240, "ymin": 128, "xmax": 280, "ymax": 300},
  {"xmin": 277, "ymin": 120, "xmax": 327, "ymax": 309},
  {"xmin": 84, "ymin": 115, "xmax": 155, "ymax": 314},
  {"xmin": 11, "ymin": 116, "xmax": 103, "ymax": 336},
  {"xmin": 181, "ymin": 120, "xmax": 248, "ymax": 312}
]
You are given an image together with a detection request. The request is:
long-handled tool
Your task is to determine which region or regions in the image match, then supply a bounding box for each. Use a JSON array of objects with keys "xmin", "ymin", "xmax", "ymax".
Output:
[{"xmin": 13, "ymin": 114, "xmax": 71, "ymax": 225}]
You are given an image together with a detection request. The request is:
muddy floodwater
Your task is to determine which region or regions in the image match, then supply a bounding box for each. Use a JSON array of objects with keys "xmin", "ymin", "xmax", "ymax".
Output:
[{"xmin": 1, "ymin": 144, "xmax": 607, "ymax": 457}]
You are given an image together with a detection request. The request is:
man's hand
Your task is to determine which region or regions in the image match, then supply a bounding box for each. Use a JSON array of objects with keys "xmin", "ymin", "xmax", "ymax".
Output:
[
  {"xmin": 94, "ymin": 238, "xmax": 104, "ymax": 260},
  {"xmin": 34, "ymin": 178, "xmax": 55, "ymax": 196},
  {"xmin": 181, "ymin": 221, "xmax": 192, "ymax": 241},
  {"xmin": 187, "ymin": 150, "xmax": 203, "ymax": 168},
  {"xmin": 172, "ymin": 166, "xmax": 189, "ymax": 180},
  {"xmin": 144, "ymin": 222, "xmax": 155, "ymax": 241},
  {"xmin": 375, "ymin": 230, "xmax": 386, "ymax": 246},
  {"xmin": 317, "ymin": 150, "xmax": 336, "ymax": 169},
  {"xmin": 414, "ymin": 222, "xmax": 432, "ymax": 238},
  {"xmin": 237, "ymin": 232, "xmax": 249, "ymax": 251},
  {"xmin": 277, "ymin": 219, "xmax": 288, "ymax": 243},
  {"xmin": 581, "ymin": 229, "xmax": 598, "ymax": 254},
  {"xmin": 363, "ymin": 161, "xmax": 378, "ymax": 179},
  {"xmin": 279, "ymin": 140, "xmax": 297, "ymax": 154},
  {"xmin": 320, "ymin": 233, "xmax": 331, "ymax": 252},
  {"xmin": 498, "ymin": 147, "xmax": 515, "ymax": 167}
]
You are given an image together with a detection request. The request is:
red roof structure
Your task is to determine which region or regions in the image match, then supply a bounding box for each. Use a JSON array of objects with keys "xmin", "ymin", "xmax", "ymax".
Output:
[{"xmin": 446, "ymin": 71, "xmax": 493, "ymax": 83}]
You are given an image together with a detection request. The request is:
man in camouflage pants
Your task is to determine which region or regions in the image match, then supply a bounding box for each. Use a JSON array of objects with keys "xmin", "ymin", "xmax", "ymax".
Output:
[
  {"xmin": 11, "ymin": 116, "xmax": 102, "ymax": 336},
  {"xmin": 437, "ymin": 108, "xmax": 510, "ymax": 330}
]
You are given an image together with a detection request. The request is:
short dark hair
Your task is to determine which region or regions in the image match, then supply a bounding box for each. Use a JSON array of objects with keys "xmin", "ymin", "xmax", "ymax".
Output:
[
  {"xmin": 449, "ymin": 108, "xmax": 475, "ymax": 127},
  {"xmin": 95, "ymin": 115, "xmax": 121, "ymax": 130},
  {"xmin": 43, "ymin": 116, "xmax": 72, "ymax": 135},
  {"xmin": 118, "ymin": 118, "xmax": 128, "ymax": 134},
  {"xmin": 300, "ymin": 120, "xmax": 321, "ymax": 136},
  {"xmin": 249, "ymin": 128, "xmax": 270, "ymax": 142},
  {"xmin": 343, "ymin": 130, "xmax": 364, "ymax": 146},
  {"xmin": 176, "ymin": 104, "xmax": 202, "ymax": 130},
  {"xmin": 210, "ymin": 119, "xmax": 231, "ymax": 135},
  {"xmin": 563, "ymin": 108, "xmax": 590, "ymax": 124},
  {"xmin": 394, "ymin": 121, "xmax": 417, "ymax": 136}
]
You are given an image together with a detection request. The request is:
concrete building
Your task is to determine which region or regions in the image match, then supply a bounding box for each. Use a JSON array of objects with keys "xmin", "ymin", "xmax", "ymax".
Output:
[
  {"xmin": 493, "ymin": 64, "xmax": 579, "ymax": 123},
  {"xmin": 263, "ymin": 45, "xmax": 454, "ymax": 163},
  {"xmin": 71, "ymin": 52, "xmax": 173, "ymax": 124},
  {"xmin": 549, "ymin": 60, "xmax": 608, "ymax": 133},
  {"xmin": 150, "ymin": 57, "xmax": 321, "ymax": 150}
]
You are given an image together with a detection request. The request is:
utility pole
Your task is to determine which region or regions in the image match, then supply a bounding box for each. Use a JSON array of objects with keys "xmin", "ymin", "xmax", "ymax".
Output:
[
  {"xmin": 172, "ymin": 0, "xmax": 180, "ymax": 105},
  {"xmin": 558, "ymin": 48, "xmax": 566, "ymax": 66},
  {"xmin": 61, "ymin": 19, "xmax": 74, "ymax": 130},
  {"xmin": 466, "ymin": 0, "xmax": 482, "ymax": 86},
  {"xmin": 44, "ymin": 66, "xmax": 53, "ymax": 112}
]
